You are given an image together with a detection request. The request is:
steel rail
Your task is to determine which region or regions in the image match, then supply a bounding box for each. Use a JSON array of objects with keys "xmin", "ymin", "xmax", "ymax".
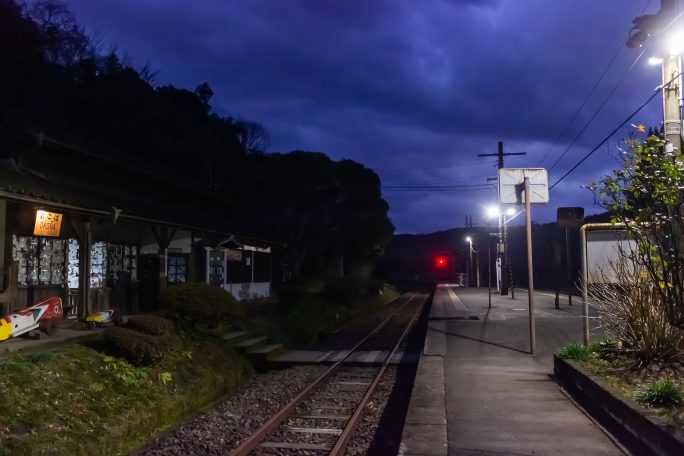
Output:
[
  {"xmin": 227, "ymin": 292, "xmax": 420, "ymax": 456},
  {"xmin": 329, "ymin": 292, "xmax": 428, "ymax": 455}
]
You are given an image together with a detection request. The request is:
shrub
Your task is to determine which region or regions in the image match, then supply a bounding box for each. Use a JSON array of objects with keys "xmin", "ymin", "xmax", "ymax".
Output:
[
  {"xmin": 365, "ymin": 279, "xmax": 385, "ymax": 296},
  {"xmin": 588, "ymin": 256, "xmax": 684, "ymax": 366},
  {"xmin": 280, "ymin": 294, "xmax": 338, "ymax": 346},
  {"xmin": 126, "ymin": 315, "xmax": 174, "ymax": 336},
  {"xmin": 159, "ymin": 283, "xmax": 245, "ymax": 330},
  {"xmin": 275, "ymin": 283, "xmax": 306, "ymax": 311},
  {"xmin": 323, "ymin": 277, "xmax": 365, "ymax": 305},
  {"xmin": 557, "ymin": 343, "xmax": 594, "ymax": 361},
  {"xmin": 103, "ymin": 327, "xmax": 180, "ymax": 366},
  {"xmin": 634, "ymin": 378, "xmax": 684, "ymax": 407}
]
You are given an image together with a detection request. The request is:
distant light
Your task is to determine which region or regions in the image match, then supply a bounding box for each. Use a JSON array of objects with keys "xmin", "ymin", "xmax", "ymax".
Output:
[
  {"xmin": 465, "ymin": 237, "xmax": 472, "ymax": 243},
  {"xmin": 485, "ymin": 206, "xmax": 500, "ymax": 218},
  {"xmin": 435, "ymin": 256, "xmax": 447, "ymax": 268},
  {"xmin": 505, "ymin": 208, "xmax": 515, "ymax": 216},
  {"xmin": 668, "ymin": 30, "xmax": 684, "ymax": 56},
  {"xmin": 648, "ymin": 56, "xmax": 663, "ymax": 65}
]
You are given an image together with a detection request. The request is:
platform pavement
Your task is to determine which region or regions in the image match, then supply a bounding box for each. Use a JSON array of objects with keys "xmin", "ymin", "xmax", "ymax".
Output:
[{"xmin": 399, "ymin": 284, "xmax": 625, "ymax": 456}]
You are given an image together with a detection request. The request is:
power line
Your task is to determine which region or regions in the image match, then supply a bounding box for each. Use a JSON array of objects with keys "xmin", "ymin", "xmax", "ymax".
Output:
[
  {"xmin": 383, "ymin": 175, "xmax": 494, "ymax": 185},
  {"xmin": 537, "ymin": 38, "xmax": 624, "ymax": 166},
  {"xmin": 549, "ymin": 85, "xmax": 662, "ymax": 190},
  {"xmin": 548, "ymin": 45, "xmax": 648, "ymax": 173},
  {"xmin": 662, "ymin": 5, "xmax": 684, "ymax": 31},
  {"xmin": 383, "ymin": 188, "xmax": 495, "ymax": 197},
  {"xmin": 373, "ymin": 160, "xmax": 496, "ymax": 172},
  {"xmin": 383, "ymin": 184, "xmax": 494, "ymax": 190},
  {"xmin": 538, "ymin": 0, "xmax": 653, "ymax": 168}
]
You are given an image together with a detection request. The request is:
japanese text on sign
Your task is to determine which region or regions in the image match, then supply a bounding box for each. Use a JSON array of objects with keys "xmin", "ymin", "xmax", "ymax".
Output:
[{"xmin": 33, "ymin": 210, "xmax": 63, "ymax": 237}]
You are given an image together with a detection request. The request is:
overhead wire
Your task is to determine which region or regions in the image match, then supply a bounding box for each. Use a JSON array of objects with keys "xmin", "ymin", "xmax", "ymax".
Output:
[
  {"xmin": 547, "ymin": 45, "xmax": 648, "ymax": 173},
  {"xmin": 549, "ymin": 3, "xmax": 684, "ymax": 190},
  {"xmin": 537, "ymin": 39, "xmax": 627, "ymax": 167},
  {"xmin": 383, "ymin": 184, "xmax": 494, "ymax": 190},
  {"xmin": 383, "ymin": 174, "xmax": 494, "ymax": 185},
  {"xmin": 549, "ymin": 82, "xmax": 665, "ymax": 190},
  {"xmin": 373, "ymin": 160, "xmax": 496, "ymax": 172},
  {"xmin": 540, "ymin": 0, "xmax": 652, "ymax": 170}
]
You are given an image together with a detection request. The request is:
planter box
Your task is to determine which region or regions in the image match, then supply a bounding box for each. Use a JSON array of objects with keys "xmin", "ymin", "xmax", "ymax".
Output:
[{"xmin": 554, "ymin": 355, "xmax": 684, "ymax": 456}]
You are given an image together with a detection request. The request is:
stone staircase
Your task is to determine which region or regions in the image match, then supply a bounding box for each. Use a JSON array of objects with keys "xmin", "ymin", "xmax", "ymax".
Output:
[{"xmin": 223, "ymin": 330, "xmax": 286, "ymax": 364}]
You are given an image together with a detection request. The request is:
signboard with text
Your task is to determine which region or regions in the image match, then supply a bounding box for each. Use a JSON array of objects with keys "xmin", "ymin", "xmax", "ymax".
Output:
[{"xmin": 33, "ymin": 210, "xmax": 63, "ymax": 237}]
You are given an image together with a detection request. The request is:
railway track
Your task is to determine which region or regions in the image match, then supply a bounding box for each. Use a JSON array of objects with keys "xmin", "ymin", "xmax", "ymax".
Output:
[{"xmin": 228, "ymin": 292, "xmax": 428, "ymax": 456}]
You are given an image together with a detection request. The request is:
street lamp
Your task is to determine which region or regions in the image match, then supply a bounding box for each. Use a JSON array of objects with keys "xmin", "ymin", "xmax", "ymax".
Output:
[
  {"xmin": 666, "ymin": 29, "xmax": 684, "ymax": 56},
  {"xmin": 465, "ymin": 237, "xmax": 473, "ymax": 287},
  {"xmin": 638, "ymin": 15, "xmax": 683, "ymax": 154},
  {"xmin": 485, "ymin": 206, "xmax": 516, "ymax": 295}
]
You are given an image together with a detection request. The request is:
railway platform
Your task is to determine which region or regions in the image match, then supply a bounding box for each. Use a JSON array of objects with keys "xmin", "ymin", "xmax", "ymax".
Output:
[
  {"xmin": 0, "ymin": 319, "xmax": 102, "ymax": 357},
  {"xmin": 400, "ymin": 284, "xmax": 625, "ymax": 456}
]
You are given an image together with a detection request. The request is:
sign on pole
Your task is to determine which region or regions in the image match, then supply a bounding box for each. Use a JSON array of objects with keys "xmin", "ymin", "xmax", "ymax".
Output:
[
  {"xmin": 497, "ymin": 168, "xmax": 549, "ymax": 354},
  {"xmin": 498, "ymin": 168, "xmax": 549, "ymax": 204}
]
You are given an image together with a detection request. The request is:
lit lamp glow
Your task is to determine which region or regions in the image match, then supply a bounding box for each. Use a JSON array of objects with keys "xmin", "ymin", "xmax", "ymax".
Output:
[
  {"xmin": 485, "ymin": 206, "xmax": 515, "ymax": 219},
  {"xmin": 485, "ymin": 206, "xmax": 500, "ymax": 219},
  {"xmin": 668, "ymin": 30, "xmax": 684, "ymax": 56}
]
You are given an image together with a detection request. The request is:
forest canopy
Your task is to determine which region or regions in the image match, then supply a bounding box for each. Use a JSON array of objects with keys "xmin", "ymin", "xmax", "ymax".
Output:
[{"xmin": 0, "ymin": 0, "xmax": 394, "ymax": 280}]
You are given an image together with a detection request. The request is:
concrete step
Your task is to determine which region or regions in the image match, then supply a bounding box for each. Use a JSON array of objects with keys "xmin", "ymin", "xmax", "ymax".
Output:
[
  {"xmin": 222, "ymin": 330, "xmax": 249, "ymax": 346},
  {"xmin": 247, "ymin": 343, "xmax": 287, "ymax": 361},
  {"xmin": 233, "ymin": 336, "xmax": 268, "ymax": 352}
]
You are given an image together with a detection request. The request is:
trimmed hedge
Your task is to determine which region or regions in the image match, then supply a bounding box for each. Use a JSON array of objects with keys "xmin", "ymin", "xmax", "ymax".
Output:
[
  {"xmin": 159, "ymin": 283, "xmax": 245, "ymax": 329},
  {"xmin": 126, "ymin": 315, "xmax": 174, "ymax": 336},
  {"xmin": 103, "ymin": 327, "xmax": 180, "ymax": 366}
]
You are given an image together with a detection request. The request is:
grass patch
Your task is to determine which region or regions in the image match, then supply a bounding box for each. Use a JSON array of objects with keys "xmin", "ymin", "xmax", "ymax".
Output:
[
  {"xmin": 574, "ymin": 354, "xmax": 684, "ymax": 432},
  {"xmin": 0, "ymin": 335, "xmax": 252, "ymax": 456},
  {"xmin": 634, "ymin": 378, "xmax": 684, "ymax": 408},
  {"xmin": 557, "ymin": 343, "xmax": 595, "ymax": 361}
]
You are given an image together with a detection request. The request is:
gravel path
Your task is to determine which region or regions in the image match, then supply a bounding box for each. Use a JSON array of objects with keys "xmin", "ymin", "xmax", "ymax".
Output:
[{"xmin": 135, "ymin": 365, "xmax": 398, "ymax": 456}]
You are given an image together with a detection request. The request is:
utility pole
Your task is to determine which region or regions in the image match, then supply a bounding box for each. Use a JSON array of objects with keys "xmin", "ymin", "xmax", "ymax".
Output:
[
  {"xmin": 664, "ymin": 66, "xmax": 682, "ymax": 153},
  {"xmin": 628, "ymin": 0, "xmax": 682, "ymax": 153},
  {"xmin": 661, "ymin": 0, "xmax": 682, "ymax": 154},
  {"xmin": 479, "ymin": 141, "xmax": 525, "ymax": 295}
]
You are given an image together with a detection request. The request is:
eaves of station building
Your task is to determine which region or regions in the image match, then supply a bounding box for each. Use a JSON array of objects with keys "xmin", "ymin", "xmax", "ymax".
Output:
[{"xmin": 0, "ymin": 126, "xmax": 274, "ymax": 319}]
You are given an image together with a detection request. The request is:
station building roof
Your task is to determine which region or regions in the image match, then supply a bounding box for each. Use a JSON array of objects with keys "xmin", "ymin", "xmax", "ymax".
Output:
[{"xmin": 0, "ymin": 127, "xmax": 271, "ymax": 246}]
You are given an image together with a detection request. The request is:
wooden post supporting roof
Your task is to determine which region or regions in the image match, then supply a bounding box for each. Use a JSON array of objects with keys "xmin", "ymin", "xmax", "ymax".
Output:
[
  {"xmin": 151, "ymin": 226, "xmax": 176, "ymax": 295},
  {"xmin": 69, "ymin": 217, "xmax": 91, "ymax": 318}
]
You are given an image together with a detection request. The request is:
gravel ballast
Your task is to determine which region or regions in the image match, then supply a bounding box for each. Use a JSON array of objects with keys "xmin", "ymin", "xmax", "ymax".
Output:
[{"xmin": 136, "ymin": 365, "xmax": 399, "ymax": 456}]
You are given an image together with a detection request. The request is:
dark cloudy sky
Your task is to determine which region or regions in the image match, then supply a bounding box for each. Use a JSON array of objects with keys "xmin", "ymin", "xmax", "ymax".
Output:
[{"xmin": 64, "ymin": 0, "xmax": 665, "ymax": 234}]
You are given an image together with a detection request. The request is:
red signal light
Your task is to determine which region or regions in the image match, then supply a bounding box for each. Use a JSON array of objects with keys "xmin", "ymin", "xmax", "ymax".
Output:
[{"xmin": 435, "ymin": 256, "xmax": 447, "ymax": 268}]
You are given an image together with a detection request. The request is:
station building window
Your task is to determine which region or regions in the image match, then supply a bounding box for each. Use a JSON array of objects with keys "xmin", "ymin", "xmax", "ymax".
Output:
[{"xmin": 167, "ymin": 254, "xmax": 188, "ymax": 284}]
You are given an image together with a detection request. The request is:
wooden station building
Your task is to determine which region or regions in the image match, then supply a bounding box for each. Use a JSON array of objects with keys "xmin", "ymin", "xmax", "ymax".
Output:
[{"xmin": 0, "ymin": 129, "xmax": 272, "ymax": 318}]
